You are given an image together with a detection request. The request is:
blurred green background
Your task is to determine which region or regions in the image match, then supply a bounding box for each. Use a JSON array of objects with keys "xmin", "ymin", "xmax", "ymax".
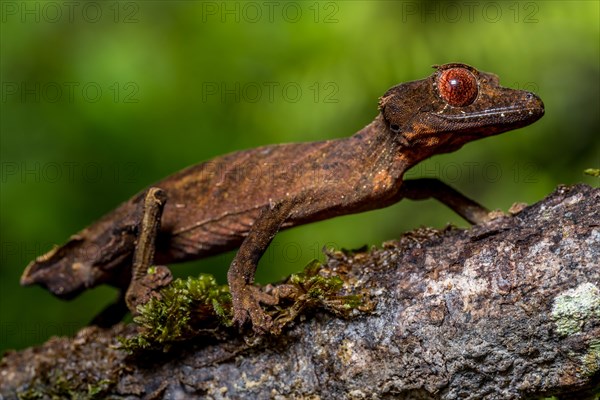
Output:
[{"xmin": 1, "ymin": 1, "xmax": 598, "ymax": 353}]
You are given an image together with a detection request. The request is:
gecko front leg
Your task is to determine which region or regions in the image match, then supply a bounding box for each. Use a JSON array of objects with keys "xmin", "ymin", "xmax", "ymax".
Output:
[
  {"xmin": 399, "ymin": 178, "xmax": 491, "ymax": 224},
  {"xmin": 228, "ymin": 199, "xmax": 296, "ymax": 333}
]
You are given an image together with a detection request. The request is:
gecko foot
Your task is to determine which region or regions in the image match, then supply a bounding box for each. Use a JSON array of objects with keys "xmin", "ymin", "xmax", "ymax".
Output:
[
  {"xmin": 126, "ymin": 265, "xmax": 173, "ymax": 314},
  {"xmin": 231, "ymin": 285, "xmax": 278, "ymax": 334}
]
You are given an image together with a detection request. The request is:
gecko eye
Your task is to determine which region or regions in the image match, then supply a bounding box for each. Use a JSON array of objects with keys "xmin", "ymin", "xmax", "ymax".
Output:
[
  {"xmin": 389, "ymin": 124, "xmax": 400, "ymax": 133},
  {"xmin": 437, "ymin": 67, "xmax": 478, "ymax": 107}
]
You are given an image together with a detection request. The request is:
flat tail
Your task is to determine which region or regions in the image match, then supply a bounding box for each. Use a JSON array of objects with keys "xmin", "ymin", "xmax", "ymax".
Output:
[
  {"xmin": 20, "ymin": 244, "xmax": 61, "ymax": 286},
  {"xmin": 19, "ymin": 238, "xmax": 91, "ymax": 299}
]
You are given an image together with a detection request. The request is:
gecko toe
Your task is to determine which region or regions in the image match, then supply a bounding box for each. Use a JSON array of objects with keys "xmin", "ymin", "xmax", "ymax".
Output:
[{"xmin": 231, "ymin": 285, "xmax": 275, "ymax": 334}]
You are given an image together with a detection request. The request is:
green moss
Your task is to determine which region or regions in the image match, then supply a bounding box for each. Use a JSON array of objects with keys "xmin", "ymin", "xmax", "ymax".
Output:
[
  {"xmin": 17, "ymin": 372, "xmax": 112, "ymax": 399},
  {"xmin": 119, "ymin": 274, "xmax": 232, "ymax": 353},
  {"xmin": 270, "ymin": 260, "xmax": 370, "ymax": 333},
  {"xmin": 120, "ymin": 261, "xmax": 371, "ymax": 353},
  {"xmin": 551, "ymin": 283, "xmax": 600, "ymax": 336}
]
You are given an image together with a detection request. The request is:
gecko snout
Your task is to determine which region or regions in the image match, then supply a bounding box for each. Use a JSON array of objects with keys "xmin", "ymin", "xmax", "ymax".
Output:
[{"xmin": 525, "ymin": 91, "xmax": 545, "ymax": 118}]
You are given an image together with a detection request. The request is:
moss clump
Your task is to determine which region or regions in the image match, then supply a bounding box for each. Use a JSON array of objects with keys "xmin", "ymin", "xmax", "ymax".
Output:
[
  {"xmin": 120, "ymin": 274, "xmax": 232, "ymax": 353},
  {"xmin": 17, "ymin": 373, "xmax": 112, "ymax": 400},
  {"xmin": 270, "ymin": 260, "xmax": 369, "ymax": 333},
  {"xmin": 120, "ymin": 261, "xmax": 371, "ymax": 353}
]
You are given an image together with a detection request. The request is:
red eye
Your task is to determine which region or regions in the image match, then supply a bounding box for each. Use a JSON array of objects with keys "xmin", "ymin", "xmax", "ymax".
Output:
[{"xmin": 437, "ymin": 67, "xmax": 478, "ymax": 107}]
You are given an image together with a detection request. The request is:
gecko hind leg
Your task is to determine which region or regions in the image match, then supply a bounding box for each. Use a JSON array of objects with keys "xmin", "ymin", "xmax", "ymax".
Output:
[
  {"xmin": 400, "ymin": 178, "xmax": 491, "ymax": 224},
  {"xmin": 125, "ymin": 187, "xmax": 171, "ymax": 314},
  {"xmin": 91, "ymin": 187, "xmax": 171, "ymax": 326}
]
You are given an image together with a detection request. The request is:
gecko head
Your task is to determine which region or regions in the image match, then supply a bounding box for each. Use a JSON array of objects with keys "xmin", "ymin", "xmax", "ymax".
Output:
[
  {"xmin": 20, "ymin": 217, "xmax": 138, "ymax": 299},
  {"xmin": 378, "ymin": 63, "xmax": 545, "ymax": 164}
]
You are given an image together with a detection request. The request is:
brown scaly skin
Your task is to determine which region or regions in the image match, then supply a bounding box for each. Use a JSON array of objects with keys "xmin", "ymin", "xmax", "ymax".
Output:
[{"xmin": 21, "ymin": 63, "xmax": 544, "ymax": 332}]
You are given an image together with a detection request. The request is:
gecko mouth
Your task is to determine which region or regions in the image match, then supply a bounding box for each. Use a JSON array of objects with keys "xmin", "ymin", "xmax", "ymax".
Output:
[
  {"xmin": 437, "ymin": 90, "xmax": 545, "ymax": 125},
  {"xmin": 404, "ymin": 92, "xmax": 545, "ymax": 152},
  {"xmin": 435, "ymin": 103, "xmax": 545, "ymax": 136},
  {"xmin": 438, "ymin": 106, "xmax": 544, "ymax": 122}
]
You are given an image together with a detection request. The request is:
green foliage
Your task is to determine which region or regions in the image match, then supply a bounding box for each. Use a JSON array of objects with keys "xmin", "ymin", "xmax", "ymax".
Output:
[
  {"xmin": 291, "ymin": 260, "xmax": 363, "ymax": 310},
  {"xmin": 17, "ymin": 372, "xmax": 112, "ymax": 400},
  {"xmin": 120, "ymin": 262, "xmax": 370, "ymax": 353},
  {"xmin": 120, "ymin": 274, "xmax": 232, "ymax": 352},
  {"xmin": 269, "ymin": 260, "xmax": 370, "ymax": 333}
]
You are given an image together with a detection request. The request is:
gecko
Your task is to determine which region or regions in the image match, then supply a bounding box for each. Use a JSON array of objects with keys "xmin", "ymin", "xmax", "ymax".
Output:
[{"xmin": 21, "ymin": 63, "xmax": 545, "ymax": 332}]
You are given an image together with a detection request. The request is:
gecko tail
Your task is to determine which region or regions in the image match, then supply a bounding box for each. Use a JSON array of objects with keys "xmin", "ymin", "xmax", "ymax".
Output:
[{"xmin": 20, "ymin": 236, "xmax": 96, "ymax": 299}]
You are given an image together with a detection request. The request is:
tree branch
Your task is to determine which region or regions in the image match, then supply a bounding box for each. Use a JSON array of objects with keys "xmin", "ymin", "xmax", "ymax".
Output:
[{"xmin": 1, "ymin": 184, "xmax": 599, "ymax": 399}]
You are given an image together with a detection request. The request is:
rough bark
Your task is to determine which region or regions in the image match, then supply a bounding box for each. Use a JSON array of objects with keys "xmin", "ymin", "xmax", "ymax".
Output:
[{"xmin": 1, "ymin": 184, "xmax": 599, "ymax": 399}]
